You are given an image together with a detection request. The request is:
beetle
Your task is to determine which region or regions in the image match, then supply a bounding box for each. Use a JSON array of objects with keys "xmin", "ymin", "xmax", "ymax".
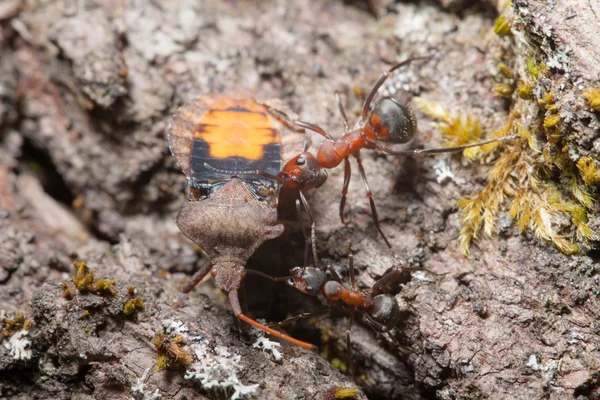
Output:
[{"xmin": 168, "ymin": 93, "xmax": 315, "ymax": 350}]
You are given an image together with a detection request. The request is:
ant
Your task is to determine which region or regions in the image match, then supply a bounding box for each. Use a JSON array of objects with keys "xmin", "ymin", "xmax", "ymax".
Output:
[
  {"xmin": 253, "ymin": 243, "xmax": 429, "ymax": 375},
  {"xmin": 262, "ymin": 56, "xmax": 521, "ymax": 248}
]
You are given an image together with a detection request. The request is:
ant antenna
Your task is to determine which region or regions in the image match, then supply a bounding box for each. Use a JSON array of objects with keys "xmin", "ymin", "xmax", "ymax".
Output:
[
  {"xmin": 259, "ymin": 101, "xmax": 334, "ymax": 140},
  {"xmin": 335, "ymin": 92, "xmax": 350, "ymax": 131},
  {"xmin": 297, "ymin": 190, "xmax": 319, "ymax": 266}
]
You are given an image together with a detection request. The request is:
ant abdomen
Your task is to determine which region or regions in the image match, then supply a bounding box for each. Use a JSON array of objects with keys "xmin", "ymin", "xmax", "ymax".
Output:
[
  {"xmin": 368, "ymin": 294, "xmax": 401, "ymax": 330},
  {"xmin": 367, "ymin": 97, "xmax": 416, "ymax": 144}
]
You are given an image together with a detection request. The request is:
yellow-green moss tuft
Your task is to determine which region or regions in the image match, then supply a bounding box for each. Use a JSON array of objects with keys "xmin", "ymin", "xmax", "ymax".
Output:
[
  {"xmin": 1, "ymin": 312, "xmax": 32, "ymax": 339},
  {"xmin": 124, "ymin": 297, "xmax": 145, "ymax": 316},
  {"xmin": 577, "ymin": 157, "xmax": 600, "ymax": 185},
  {"xmin": 414, "ymin": 98, "xmax": 482, "ymax": 150},
  {"xmin": 334, "ymin": 388, "xmax": 360, "ymax": 399},
  {"xmin": 583, "ymin": 87, "xmax": 600, "ymax": 111},
  {"xmin": 526, "ymin": 57, "xmax": 541, "ymax": 79},
  {"xmin": 543, "ymin": 114, "xmax": 560, "ymax": 128},
  {"xmin": 69, "ymin": 261, "xmax": 116, "ymax": 296},
  {"xmin": 153, "ymin": 332, "xmax": 192, "ymax": 371},
  {"xmin": 516, "ymin": 80, "xmax": 534, "ymax": 100},
  {"xmin": 493, "ymin": 16, "xmax": 511, "ymax": 36},
  {"xmin": 498, "ymin": 63, "xmax": 514, "ymax": 79},
  {"xmin": 493, "ymin": 83, "xmax": 514, "ymax": 97}
]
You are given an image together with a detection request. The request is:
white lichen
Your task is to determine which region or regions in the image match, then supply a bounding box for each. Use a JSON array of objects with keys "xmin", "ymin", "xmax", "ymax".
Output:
[
  {"xmin": 131, "ymin": 367, "xmax": 161, "ymax": 400},
  {"xmin": 252, "ymin": 336, "xmax": 283, "ymax": 362},
  {"xmin": 3, "ymin": 329, "xmax": 32, "ymax": 360},
  {"xmin": 185, "ymin": 340, "xmax": 259, "ymax": 400},
  {"xmin": 164, "ymin": 319, "xmax": 188, "ymax": 335},
  {"xmin": 526, "ymin": 354, "xmax": 539, "ymax": 370},
  {"xmin": 433, "ymin": 160, "xmax": 465, "ymax": 185}
]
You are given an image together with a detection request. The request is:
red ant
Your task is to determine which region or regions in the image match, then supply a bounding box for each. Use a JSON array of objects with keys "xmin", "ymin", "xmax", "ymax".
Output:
[
  {"xmin": 262, "ymin": 56, "xmax": 521, "ymax": 248},
  {"xmin": 253, "ymin": 245, "xmax": 428, "ymax": 374}
]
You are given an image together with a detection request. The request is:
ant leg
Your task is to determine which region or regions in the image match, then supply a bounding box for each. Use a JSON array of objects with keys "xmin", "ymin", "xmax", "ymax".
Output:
[
  {"xmin": 370, "ymin": 266, "xmax": 439, "ymax": 295},
  {"xmin": 361, "ymin": 56, "xmax": 432, "ymax": 120},
  {"xmin": 298, "ymin": 190, "xmax": 319, "ymax": 266},
  {"xmin": 340, "ymin": 157, "xmax": 351, "ymax": 225},
  {"xmin": 181, "ymin": 262, "xmax": 213, "ymax": 293},
  {"xmin": 364, "ymin": 315, "xmax": 416, "ymax": 354},
  {"xmin": 346, "ymin": 310, "xmax": 355, "ymax": 377},
  {"xmin": 348, "ymin": 248, "xmax": 356, "ymax": 290},
  {"xmin": 228, "ymin": 290, "xmax": 317, "ymax": 351},
  {"xmin": 370, "ymin": 268, "xmax": 404, "ymax": 295},
  {"xmin": 353, "ymin": 152, "xmax": 392, "ymax": 248},
  {"xmin": 269, "ymin": 309, "xmax": 330, "ymax": 327},
  {"xmin": 371, "ymin": 135, "xmax": 522, "ymax": 157},
  {"xmin": 324, "ymin": 264, "xmax": 343, "ymax": 283},
  {"xmin": 295, "ymin": 199, "xmax": 311, "ymax": 267},
  {"xmin": 260, "ymin": 102, "xmax": 333, "ymax": 140},
  {"xmin": 335, "ymin": 92, "xmax": 350, "ymax": 131}
]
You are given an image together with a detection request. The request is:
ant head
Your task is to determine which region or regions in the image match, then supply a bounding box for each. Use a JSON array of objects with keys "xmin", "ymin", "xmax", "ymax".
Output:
[
  {"xmin": 368, "ymin": 294, "xmax": 400, "ymax": 329},
  {"xmin": 368, "ymin": 97, "xmax": 416, "ymax": 144},
  {"xmin": 287, "ymin": 266, "xmax": 327, "ymax": 296},
  {"xmin": 279, "ymin": 152, "xmax": 328, "ymax": 190}
]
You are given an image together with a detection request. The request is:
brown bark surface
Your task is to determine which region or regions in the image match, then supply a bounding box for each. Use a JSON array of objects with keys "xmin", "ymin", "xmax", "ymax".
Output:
[{"xmin": 1, "ymin": 1, "xmax": 599, "ymax": 399}]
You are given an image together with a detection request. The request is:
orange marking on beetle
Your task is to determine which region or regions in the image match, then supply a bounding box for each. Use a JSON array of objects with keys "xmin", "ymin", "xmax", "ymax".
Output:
[{"xmin": 193, "ymin": 97, "xmax": 279, "ymax": 161}]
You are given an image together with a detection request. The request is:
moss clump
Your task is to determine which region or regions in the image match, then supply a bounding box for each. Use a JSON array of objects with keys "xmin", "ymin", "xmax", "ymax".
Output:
[
  {"xmin": 68, "ymin": 261, "xmax": 116, "ymax": 296},
  {"xmin": 583, "ymin": 87, "xmax": 600, "ymax": 112},
  {"xmin": 123, "ymin": 285, "xmax": 145, "ymax": 316},
  {"xmin": 324, "ymin": 387, "xmax": 360, "ymax": 400},
  {"xmin": 577, "ymin": 157, "xmax": 600, "ymax": 186},
  {"xmin": 517, "ymin": 80, "xmax": 535, "ymax": 100},
  {"xmin": 153, "ymin": 332, "xmax": 193, "ymax": 371},
  {"xmin": 419, "ymin": 97, "xmax": 597, "ymax": 255},
  {"xmin": 493, "ymin": 83, "xmax": 514, "ymax": 98},
  {"xmin": 411, "ymin": 14, "xmax": 600, "ymax": 255},
  {"xmin": 493, "ymin": 16, "xmax": 511, "ymax": 36},
  {"xmin": 1, "ymin": 312, "xmax": 33, "ymax": 339}
]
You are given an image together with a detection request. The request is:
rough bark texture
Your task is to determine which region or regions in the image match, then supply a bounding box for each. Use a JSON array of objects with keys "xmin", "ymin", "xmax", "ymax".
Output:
[{"xmin": 1, "ymin": 1, "xmax": 599, "ymax": 399}]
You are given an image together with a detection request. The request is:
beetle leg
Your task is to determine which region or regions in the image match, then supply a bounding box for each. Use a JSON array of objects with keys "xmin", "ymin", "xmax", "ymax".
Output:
[
  {"xmin": 228, "ymin": 290, "xmax": 317, "ymax": 351},
  {"xmin": 181, "ymin": 262, "xmax": 214, "ymax": 293}
]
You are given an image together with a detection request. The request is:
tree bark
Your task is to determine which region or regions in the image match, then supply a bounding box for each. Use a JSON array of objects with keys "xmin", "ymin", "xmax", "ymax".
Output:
[{"xmin": 1, "ymin": 0, "xmax": 598, "ymax": 399}]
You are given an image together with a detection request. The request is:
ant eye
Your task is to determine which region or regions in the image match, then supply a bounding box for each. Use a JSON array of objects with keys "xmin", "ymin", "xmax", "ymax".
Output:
[{"xmin": 296, "ymin": 157, "xmax": 306, "ymax": 166}]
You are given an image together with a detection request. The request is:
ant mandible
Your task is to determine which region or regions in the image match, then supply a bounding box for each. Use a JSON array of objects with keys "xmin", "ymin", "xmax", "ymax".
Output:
[{"xmin": 264, "ymin": 56, "xmax": 520, "ymax": 248}]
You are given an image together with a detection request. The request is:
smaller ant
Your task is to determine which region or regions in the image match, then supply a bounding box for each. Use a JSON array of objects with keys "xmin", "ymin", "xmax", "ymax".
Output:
[
  {"xmin": 254, "ymin": 241, "xmax": 431, "ymax": 374},
  {"xmin": 261, "ymin": 56, "xmax": 521, "ymax": 248}
]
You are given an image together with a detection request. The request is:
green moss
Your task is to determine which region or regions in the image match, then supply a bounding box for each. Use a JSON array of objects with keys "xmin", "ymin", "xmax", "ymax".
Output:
[
  {"xmin": 152, "ymin": 332, "xmax": 192, "ymax": 371},
  {"xmin": 516, "ymin": 80, "xmax": 534, "ymax": 100},
  {"xmin": 123, "ymin": 297, "xmax": 145, "ymax": 316},
  {"xmin": 68, "ymin": 261, "xmax": 116, "ymax": 296},
  {"xmin": 583, "ymin": 87, "xmax": 600, "ymax": 111},
  {"xmin": 494, "ymin": 16, "xmax": 511, "ymax": 36},
  {"xmin": 1, "ymin": 312, "xmax": 32, "ymax": 340},
  {"xmin": 577, "ymin": 157, "xmax": 600, "ymax": 186},
  {"xmin": 333, "ymin": 388, "xmax": 359, "ymax": 399},
  {"xmin": 493, "ymin": 83, "xmax": 514, "ymax": 97}
]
